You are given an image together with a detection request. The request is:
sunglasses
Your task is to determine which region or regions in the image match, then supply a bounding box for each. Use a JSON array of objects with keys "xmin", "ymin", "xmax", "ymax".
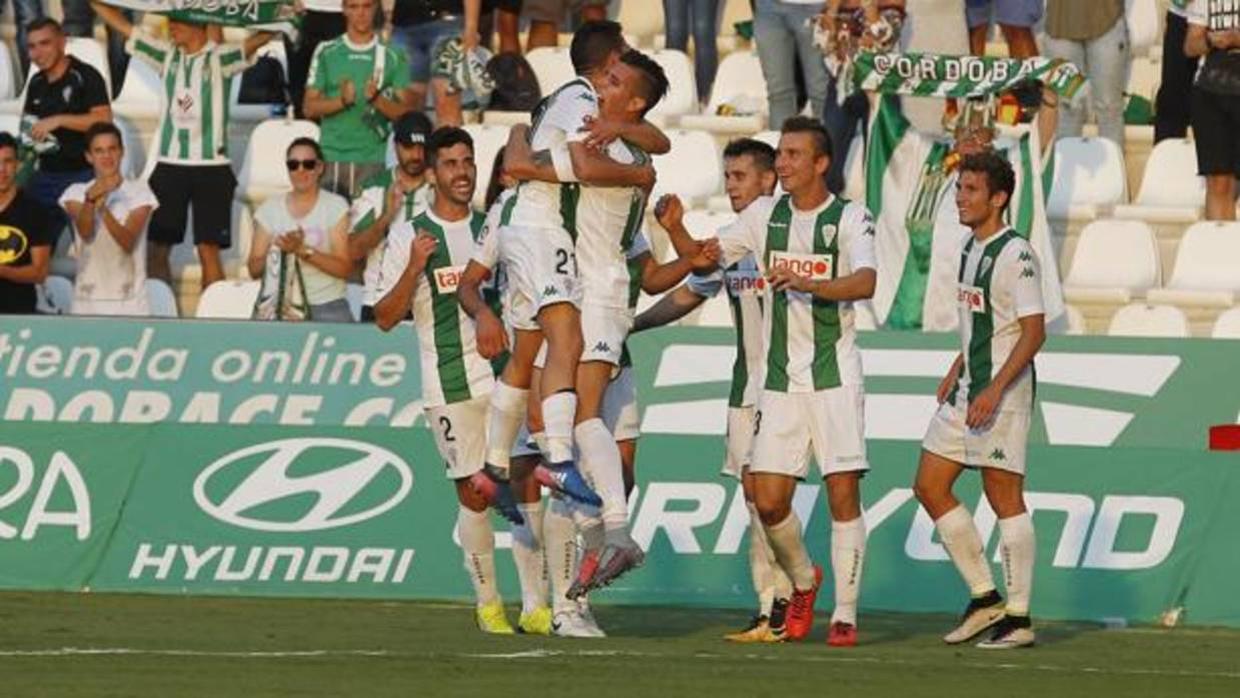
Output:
[{"xmin": 286, "ymin": 159, "xmax": 319, "ymax": 172}]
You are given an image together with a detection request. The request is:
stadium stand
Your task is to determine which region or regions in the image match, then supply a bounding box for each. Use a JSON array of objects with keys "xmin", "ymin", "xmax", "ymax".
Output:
[
  {"xmin": 195, "ymin": 279, "xmax": 260, "ymax": 319},
  {"xmin": 678, "ymin": 50, "xmax": 767, "ymax": 135},
  {"xmin": 1213, "ymin": 307, "xmax": 1240, "ymax": 340},
  {"xmin": 646, "ymin": 49, "xmax": 696, "ymax": 123},
  {"xmin": 1063, "ymin": 219, "xmax": 1162, "ymax": 332},
  {"xmin": 145, "ymin": 278, "xmax": 179, "ymax": 318},
  {"xmin": 1147, "ymin": 221, "xmax": 1240, "ymax": 333},
  {"xmin": 35, "ymin": 275, "xmax": 73, "ymax": 315},
  {"xmin": 525, "ymin": 46, "xmax": 575, "ymax": 97},
  {"xmin": 652, "ymin": 129, "xmax": 721, "ymax": 205},
  {"xmin": 1108, "ymin": 303, "xmax": 1191, "ymax": 338},
  {"xmin": 236, "ymin": 119, "xmax": 321, "ymax": 206}
]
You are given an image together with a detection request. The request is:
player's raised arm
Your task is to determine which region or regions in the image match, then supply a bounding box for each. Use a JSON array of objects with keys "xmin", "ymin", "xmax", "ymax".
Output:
[{"xmin": 375, "ymin": 232, "xmax": 436, "ymax": 331}]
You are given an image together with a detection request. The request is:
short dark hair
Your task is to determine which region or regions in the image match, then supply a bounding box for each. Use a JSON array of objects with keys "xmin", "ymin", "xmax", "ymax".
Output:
[
  {"xmin": 723, "ymin": 138, "xmax": 776, "ymax": 173},
  {"xmin": 0, "ymin": 132, "xmax": 16, "ymax": 158},
  {"xmin": 570, "ymin": 20, "xmax": 625, "ymax": 75},
  {"xmin": 286, "ymin": 136, "xmax": 324, "ymax": 161},
  {"xmin": 85, "ymin": 121, "xmax": 123, "ymax": 149},
  {"xmin": 427, "ymin": 126, "xmax": 474, "ymax": 166},
  {"xmin": 780, "ymin": 115, "xmax": 833, "ymax": 160},
  {"xmin": 959, "ymin": 150, "xmax": 1016, "ymax": 209},
  {"xmin": 619, "ymin": 50, "xmax": 668, "ymax": 118},
  {"xmin": 485, "ymin": 146, "xmax": 507, "ymax": 210},
  {"xmin": 26, "ymin": 17, "xmax": 62, "ymax": 35}
]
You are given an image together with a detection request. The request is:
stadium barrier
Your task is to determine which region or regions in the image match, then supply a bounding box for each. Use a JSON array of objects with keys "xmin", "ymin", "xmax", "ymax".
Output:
[{"xmin": 1, "ymin": 316, "xmax": 1238, "ymax": 628}]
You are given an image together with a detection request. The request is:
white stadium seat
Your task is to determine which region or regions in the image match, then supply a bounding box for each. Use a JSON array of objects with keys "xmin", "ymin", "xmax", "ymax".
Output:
[
  {"xmin": 679, "ymin": 51, "xmax": 767, "ymax": 134},
  {"xmin": 196, "ymin": 280, "xmax": 261, "ymax": 319},
  {"xmin": 681, "ymin": 209, "xmax": 736, "ymax": 241},
  {"xmin": 1063, "ymin": 304, "xmax": 1087, "ymax": 335},
  {"xmin": 1112, "ymin": 138, "xmax": 1204, "ymax": 221},
  {"xmin": 35, "ymin": 276, "xmax": 73, "ymax": 315},
  {"xmin": 113, "ymin": 57, "xmax": 165, "ymax": 121},
  {"xmin": 463, "ymin": 123, "xmax": 511, "ymax": 209},
  {"xmin": 614, "ymin": 0, "xmax": 665, "ymax": 46},
  {"xmin": 1212, "ymin": 307, "xmax": 1240, "ymax": 339},
  {"xmin": 144, "ymin": 278, "xmax": 179, "ymax": 318},
  {"xmin": 1107, "ymin": 303, "xmax": 1191, "ymax": 338},
  {"xmin": 647, "ymin": 49, "xmax": 697, "ymax": 121},
  {"xmin": 1063, "ymin": 219, "xmax": 1161, "ymax": 304},
  {"xmin": 1047, "ymin": 136, "xmax": 1127, "ymax": 221},
  {"xmin": 1147, "ymin": 221, "xmax": 1240, "ymax": 308},
  {"xmin": 0, "ymin": 42, "xmax": 13, "ymax": 101},
  {"xmin": 236, "ymin": 118, "xmax": 320, "ymax": 205},
  {"xmin": 652, "ymin": 129, "xmax": 721, "ymax": 204},
  {"xmin": 525, "ymin": 47, "xmax": 575, "ymax": 97}
]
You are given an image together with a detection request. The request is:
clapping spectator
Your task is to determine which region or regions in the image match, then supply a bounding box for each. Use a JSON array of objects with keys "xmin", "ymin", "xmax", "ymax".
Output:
[
  {"xmin": 22, "ymin": 18, "xmax": 112, "ymax": 247},
  {"xmin": 1043, "ymin": 0, "xmax": 1127, "ymax": 147},
  {"xmin": 525, "ymin": 0, "xmax": 608, "ymax": 49},
  {"xmin": 1185, "ymin": 0, "xmax": 1240, "ymax": 221},
  {"xmin": 966, "ymin": 0, "xmax": 1039, "ymax": 58},
  {"xmin": 1156, "ymin": 0, "xmax": 1199, "ymax": 142},
  {"xmin": 92, "ymin": 2, "xmax": 277, "ymax": 290},
  {"xmin": 754, "ymin": 0, "xmax": 830, "ymax": 127},
  {"xmin": 305, "ymin": 0, "xmax": 414, "ymax": 198},
  {"xmin": 58, "ymin": 123, "xmax": 157, "ymax": 316},
  {"xmin": 663, "ymin": 0, "xmax": 720, "ymax": 106},
  {"xmin": 248, "ymin": 138, "xmax": 354, "ymax": 322},
  {"xmin": 0, "ymin": 133, "xmax": 51, "ymax": 316}
]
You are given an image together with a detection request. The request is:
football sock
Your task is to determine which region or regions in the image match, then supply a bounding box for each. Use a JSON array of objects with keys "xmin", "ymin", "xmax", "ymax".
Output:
[
  {"xmin": 764, "ymin": 512, "xmax": 816, "ymax": 592},
  {"xmin": 484, "ymin": 381, "xmax": 528, "ymax": 470},
  {"xmin": 998, "ymin": 513, "xmax": 1036, "ymax": 616},
  {"xmin": 544, "ymin": 497, "xmax": 578, "ymax": 613},
  {"xmin": 935, "ymin": 505, "xmax": 997, "ymax": 596},
  {"xmin": 457, "ymin": 506, "xmax": 499, "ymax": 607},
  {"xmin": 541, "ymin": 390, "xmax": 577, "ymax": 464},
  {"xmin": 830, "ymin": 516, "xmax": 867, "ymax": 626},
  {"xmin": 574, "ymin": 418, "xmax": 629, "ymax": 534},
  {"xmin": 512, "ymin": 502, "xmax": 547, "ymax": 614},
  {"xmin": 746, "ymin": 502, "xmax": 778, "ymax": 616}
]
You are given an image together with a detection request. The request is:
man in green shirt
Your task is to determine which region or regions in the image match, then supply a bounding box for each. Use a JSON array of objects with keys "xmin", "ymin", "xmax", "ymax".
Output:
[{"xmin": 304, "ymin": 0, "xmax": 414, "ymax": 198}]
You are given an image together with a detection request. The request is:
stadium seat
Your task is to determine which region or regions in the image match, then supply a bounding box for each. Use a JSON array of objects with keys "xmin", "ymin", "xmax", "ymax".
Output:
[
  {"xmin": 525, "ymin": 47, "xmax": 575, "ymax": 97},
  {"xmin": 195, "ymin": 279, "xmax": 260, "ymax": 319},
  {"xmin": 1063, "ymin": 304, "xmax": 1087, "ymax": 335},
  {"xmin": 1046, "ymin": 136, "xmax": 1128, "ymax": 221},
  {"xmin": 462, "ymin": 123, "xmax": 510, "ymax": 209},
  {"xmin": 652, "ymin": 129, "xmax": 722, "ymax": 204},
  {"xmin": 1107, "ymin": 303, "xmax": 1191, "ymax": 338},
  {"xmin": 647, "ymin": 49, "xmax": 697, "ymax": 122},
  {"xmin": 1112, "ymin": 139, "xmax": 1204, "ymax": 227},
  {"xmin": 1147, "ymin": 221, "xmax": 1240, "ymax": 308},
  {"xmin": 1212, "ymin": 307, "xmax": 1240, "ymax": 339},
  {"xmin": 681, "ymin": 209, "xmax": 736, "ymax": 240},
  {"xmin": 346, "ymin": 283, "xmax": 364, "ymax": 321},
  {"xmin": 113, "ymin": 57, "xmax": 165, "ymax": 121},
  {"xmin": 0, "ymin": 42, "xmax": 13, "ymax": 101},
  {"xmin": 35, "ymin": 276, "xmax": 73, "ymax": 315},
  {"xmin": 236, "ymin": 118, "xmax": 320, "ymax": 205},
  {"xmin": 1063, "ymin": 219, "xmax": 1161, "ymax": 305},
  {"xmin": 113, "ymin": 115, "xmax": 147, "ymax": 180},
  {"xmin": 144, "ymin": 278, "xmax": 179, "ymax": 317},
  {"xmin": 678, "ymin": 51, "xmax": 767, "ymax": 134},
  {"xmin": 480, "ymin": 110, "xmax": 531, "ymax": 127},
  {"xmin": 614, "ymin": 0, "xmax": 666, "ymax": 46}
]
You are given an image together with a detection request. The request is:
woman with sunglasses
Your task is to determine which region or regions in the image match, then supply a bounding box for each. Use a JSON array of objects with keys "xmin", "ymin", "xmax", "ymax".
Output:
[{"xmin": 248, "ymin": 137, "xmax": 354, "ymax": 322}]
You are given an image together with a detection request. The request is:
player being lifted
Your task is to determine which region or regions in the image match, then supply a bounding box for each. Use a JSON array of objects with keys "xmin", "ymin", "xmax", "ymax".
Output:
[
  {"xmin": 712, "ymin": 117, "xmax": 877, "ymax": 647},
  {"xmin": 633, "ymin": 138, "xmax": 790, "ymax": 643},
  {"xmin": 914, "ymin": 151, "xmax": 1044, "ymax": 650},
  {"xmin": 469, "ymin": 21, "xmax": 671, "ymax": 521},
  {"xmin": 373, "ymin": 127, "xmax": 530, "ymax": 635}
]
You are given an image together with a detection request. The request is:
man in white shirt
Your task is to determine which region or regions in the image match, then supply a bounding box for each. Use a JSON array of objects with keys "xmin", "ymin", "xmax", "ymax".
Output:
[{"xmin": 59, "ymin": 122, "xmax": 158, "ymax": 316}]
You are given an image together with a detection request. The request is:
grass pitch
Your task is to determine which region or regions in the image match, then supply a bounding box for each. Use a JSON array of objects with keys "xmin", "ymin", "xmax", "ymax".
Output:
[{"xmin": 1, "ymin": 592, "xmax": 1237, "ymax": 697}]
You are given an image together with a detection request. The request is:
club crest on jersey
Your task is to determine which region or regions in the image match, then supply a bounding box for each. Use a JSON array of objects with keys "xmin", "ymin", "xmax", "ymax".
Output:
[
  {"xmin": 768, "ymin": 251, "xmax": 833, "ymax": 281},
  {"xmin": 958, "ymin": 284, "xmax": 985, "ymax": 313},
  {"xmin": 433, "ymin": 265, "xmax": 465, "ymax": 294},
  {"xmin": 726, "ymin": 269, "xmax": 765, "ymax": 297}
]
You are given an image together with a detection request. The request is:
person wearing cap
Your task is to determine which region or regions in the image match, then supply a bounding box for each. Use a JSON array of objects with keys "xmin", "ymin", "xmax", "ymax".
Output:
[
  {"xmin": 861, "ymin": 84, "xmax": 1064, "ymax": 332},
  {"xmin": 305, "ymin": 0, "xmax": 415, "ymax": 199},
  {"xmin": 349, "ymin": 111, "xmax": 435, "ymax": 320}
]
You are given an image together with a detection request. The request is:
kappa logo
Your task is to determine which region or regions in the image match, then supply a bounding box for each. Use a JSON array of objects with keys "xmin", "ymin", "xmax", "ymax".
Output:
[
  {"xmin": 1019, "ymin": 251, "xmax": 1033, "ymax": 262},
  {"xmin": 543, "ymin": 285, "xmax": 561, "ymax": 298},
  {"xmin": 193, "ymin": 438, "xmax": 414, "ymax": 532},
  {"xmin": 1020, "ymin": 266, "xmax": 1036, "ymax": 279},
  {"xmin": 990, "ymin": 448, "xmax": 1007, "ymax": 461},
  {"xmin": 593, "ymin": 341, "xmax": 612, "ymax": 354}
]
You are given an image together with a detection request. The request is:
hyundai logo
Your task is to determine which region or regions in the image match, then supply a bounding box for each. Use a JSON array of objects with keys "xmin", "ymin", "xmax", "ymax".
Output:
[{"xmin": 193, "ymin": 438, "xmax": 413, "ymax": 532}]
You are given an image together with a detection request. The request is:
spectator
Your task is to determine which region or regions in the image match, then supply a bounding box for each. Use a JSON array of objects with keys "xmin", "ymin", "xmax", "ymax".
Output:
[
  {"xmin": 22, "ymin": 18, "xmax": 112, "ymax": 247},
  {"xmin": 288, "ymin": 0, "xmax": 346, "ymax": 119},
  {"xmin": 663, "ymin": 0, "xmax": 720, "ymax": 106},
  {"xmin": 1042, "ymin": 0, "xmax": 1127, "ymax": 147},
  {"xmin": 1185, "ymin": 0, "xmax": 1240, "ymax": 221},
  {"xmin": 1156, "ymin": 0, "xmax": 1199, "ymax": 142},
  {"xmin": 754, "ymin": 0, "xmax": 830, "ymax": 127},
  {"xmin": 387, "ymin": 0, "xmax": 481, "ymax": 120},
  {"xmin": 58, "ymin": 122, "xmax": 157, "ymax": 316},
  {"xmin": 349, "ymin": 111, "xmax": 434, "ymax": 321},
  {"xmin": 525, "ymin": 0, "xmax": 608, "ymax": 49},
  {"xmin": 305, "ymin": 0, "xmax": 414, "ymax": 198},
  {"xmin": 0, "ymin": 132, "xmax": 51, "ymax": 315},
  {"xmin": 966, "ymin": 0, "xmax": 1039, "ymax": 58},
  {"xmin": 91, "ymin": 2, "xmax": 276, "ymax": 290},
  {"xmin": 248, "ymin": 137, "xmax": 354, "ymax": 322},
  {"xmin": 61, "ymin": 0, "xmax": 131, "ymax": 98},
  {"xmin": 4, "ymin": 0, "xmax": 45, "ymax": 76},
  {"xmin": 492, "ymin": 0, "xmax": 522, "ymax": 54}
]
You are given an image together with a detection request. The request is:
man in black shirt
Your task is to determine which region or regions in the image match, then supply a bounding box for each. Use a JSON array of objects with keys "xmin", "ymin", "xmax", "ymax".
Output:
[
  {"xmin": 0, "ymin": 132, "xmax": 52, "ymax": 315},
  {"xmin": 22, "ymin": 18, "xmax": 112, "ymax": 245}
]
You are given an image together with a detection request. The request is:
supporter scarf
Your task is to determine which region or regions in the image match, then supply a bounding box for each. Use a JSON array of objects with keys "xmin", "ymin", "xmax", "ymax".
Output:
[
  {"xmin": 97, "ymin": 0, "xmax": 298, "ymax": 32},
  {"xmin": 253, "ymin": 251, "xmax": 311, "ymax": 322},
  {"xmin": 853, "ymin": 51, "xmax": 1087, "ymax": 100}
]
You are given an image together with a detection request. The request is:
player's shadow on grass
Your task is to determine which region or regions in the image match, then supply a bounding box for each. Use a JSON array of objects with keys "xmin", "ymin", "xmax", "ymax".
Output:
[{"xmin": 590, "ymin": 604, "xmax": 755, "ymax": 639}]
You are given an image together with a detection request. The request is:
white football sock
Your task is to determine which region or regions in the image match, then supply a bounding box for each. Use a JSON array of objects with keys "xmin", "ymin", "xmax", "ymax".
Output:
[
  {"xmin": 998, "ymin": 513, "xmax": 1036, "ymax": 616},
  {"xmin": 484, "ymin": 382, "xmax": 528, "ymax": 470},
  {"xmin": 543, "ymin": 497, "xmax": 578, "ymax": 614},
  {"xmin": 935, "ymin": 505, "xmax": 996, "ymax": 596},
  {"xmin": 763, "ymin": 512, "xmax": 816, "ymax": 592},
  {"xmin": 829, "ymin": 517, "xmax": 866, "ymax": 626},
  {"xmin": 531, "ymin": 431, "xmax": 549, "ymax": 458},
  {"xmin": 746, "ymin": 503, "xmax": 777, "ymax": 616},
  {"xmin": 574, "ymin": 418, "xmax": 629, "ymax": 533},
  {"xmin": 512, "ymin": 502, "xmax": 547, "ymax": 613},
  {"xmin": 457, "ymin": 506, "xmax": 499, "ymax": 607},
  {"xmin": 541, "ymin": 391, "xmax": 577, "ymax": 464}
]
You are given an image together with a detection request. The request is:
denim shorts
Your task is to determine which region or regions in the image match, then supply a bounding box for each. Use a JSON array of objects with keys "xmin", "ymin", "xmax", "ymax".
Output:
[
  {"xmin": 392, "ymin": 17, "xmax": 461, "ymax": 83},
  {"xmin": 965, "ymin": 0, "xmax": 1043, "ymax": 29}
]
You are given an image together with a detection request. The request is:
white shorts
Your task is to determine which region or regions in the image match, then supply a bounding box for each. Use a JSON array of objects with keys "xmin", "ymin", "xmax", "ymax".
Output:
[
  {"xmin": 580, "ymin": 304, "xmax": 631, "ymax": 367},
  {"xmin": 602, "ymin": 366, "xmax": 640, "ymax": 442},
  {"xmin": 425, "ymin": 397, "xmax": 488, "ymax": 480},
  {"xmin": 750, "ymin": 386, "xmax": 869, "ymax": 480},
  {"xmin": 722, "ymin": 405, "xmax": 756, "ymax": 480},
  {"xmin": 498, "ymin": 224, "xmax": 580, "ymax": 331},
  {"xmin": 922, "ymin": 398, "xmax": 1031, "ymax": 476}
]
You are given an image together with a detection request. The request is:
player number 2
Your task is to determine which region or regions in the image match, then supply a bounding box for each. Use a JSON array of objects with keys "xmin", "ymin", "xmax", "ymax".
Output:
[
  {"xmin": 753, "ymin": 410, "xmax": 762, "ymax": 435},
  {"xmin": 439, "ymin": 415, "xmax": 455, "ymax": 442}
]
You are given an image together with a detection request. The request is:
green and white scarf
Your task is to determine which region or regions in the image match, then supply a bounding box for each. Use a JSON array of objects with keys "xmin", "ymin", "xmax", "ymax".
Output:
[
  {"xmin": 98, "ymin": 0, "xmax": 298, "ymax": 33},
  {"xmin": 853, "ymin": 51, "xmax": 1087, "ymax": 100}
]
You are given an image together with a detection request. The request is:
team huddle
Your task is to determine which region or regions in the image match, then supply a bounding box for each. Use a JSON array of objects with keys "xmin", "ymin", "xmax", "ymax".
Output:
[{"xmin": 371, "ymin": 20, "xmax": 1046, "ymax": 650}]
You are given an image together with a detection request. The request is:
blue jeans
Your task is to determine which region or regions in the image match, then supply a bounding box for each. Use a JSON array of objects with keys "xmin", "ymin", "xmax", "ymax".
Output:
[
  {"xmin": 61, "ymin": 0, "xmax": 131, "ymax": 97},
  {"xmin": 392, "ymin": 18, "xmax": 462, "ymax": 84},
  {"xmin": 754, "ymin": 0, "xmax": 829, "ymax": 127},
  {"xmin": 663, "ymin": 0, "xmax": 720, "ymax": 104},
  {"xmin": 1044, "ymin": 17, "xmax": 1129, "ymax": 147},
  {"xmin": 6, "ymin": 0, "xmax": 45, "ymax": 76}
]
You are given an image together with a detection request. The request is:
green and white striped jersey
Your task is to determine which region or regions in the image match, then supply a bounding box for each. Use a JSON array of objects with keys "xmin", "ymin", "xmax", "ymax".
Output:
[
  {"xmin": 720, "ymin": 194, "xmax": 877, "ymax": 393},
  {"xmin": 127, "ymin": 34, "xmax": 249, "ymax": 164},
  {"xmin": 568, "ymin": 138, "xmax": 649, "ymax": 309},
  {"xmin": 350, "ymin": 168, "xmax": 433, "ymax": 306},
  {"xmin": 688, "ymin": 253, "xmax": 765, "ymax": 408},
  {"xmin": 380, "ymin": 208, "xmax": 494, "ymax": 408},
  {"xmin": 947, "ymin": 228, "xmax": 1044, "ymax": 410}
]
